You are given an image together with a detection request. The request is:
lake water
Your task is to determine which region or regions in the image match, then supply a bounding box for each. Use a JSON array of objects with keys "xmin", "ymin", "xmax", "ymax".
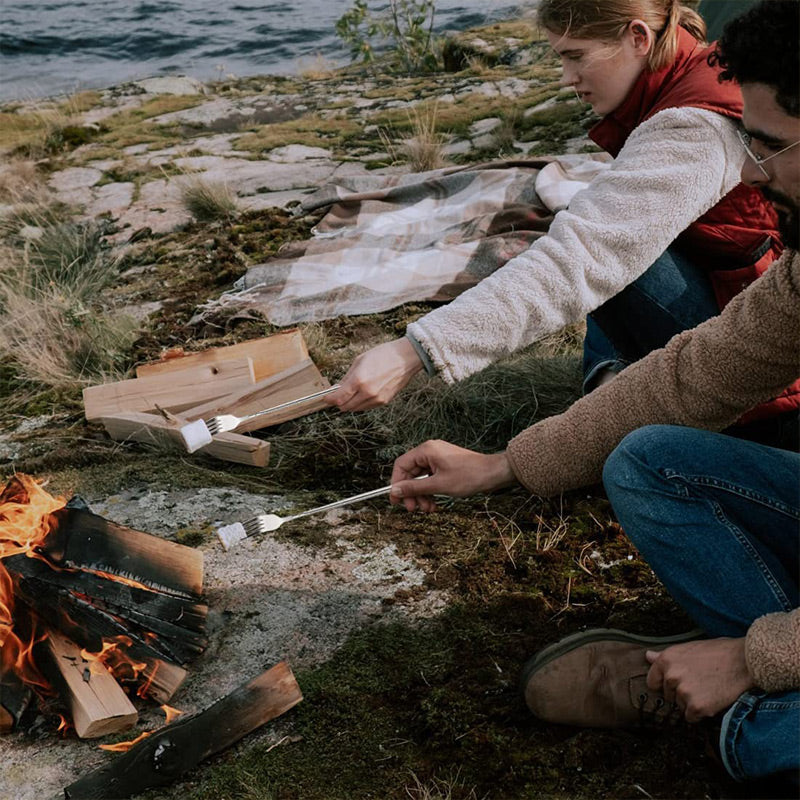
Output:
[{"xmin": 1, "ymin": 1, "xmax": 526, "ymax": 102}]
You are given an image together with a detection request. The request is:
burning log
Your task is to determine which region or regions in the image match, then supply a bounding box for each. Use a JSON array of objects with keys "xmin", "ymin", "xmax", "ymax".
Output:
[
  {"xmin": 0, "ymin": 475, "xmax": 208, "ymax": 733},
  {"xmin": 0, "ymin": 656, "xmax": 32, "ymax": 732},
  {"xmin": 45, "ymin": 631, "xmax": 137, "ymax": 739},
  {"xmin": 64, "ymin": 661, "xmax": 303, "ymax": 800}
]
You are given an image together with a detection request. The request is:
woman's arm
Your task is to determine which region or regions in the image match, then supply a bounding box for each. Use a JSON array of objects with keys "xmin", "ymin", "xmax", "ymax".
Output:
[{"xmin": 409, "ymin": 107, "xmax": 745, "ymax": 383}]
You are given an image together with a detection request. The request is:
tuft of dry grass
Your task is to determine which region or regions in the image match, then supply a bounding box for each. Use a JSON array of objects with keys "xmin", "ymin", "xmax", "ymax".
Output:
[
  {"xmin": 0, "ymin": 159, "xmax": 43, "ymax": 203},
  {"xmin": 180, "ymin": 176, "xmax": 238, "ymax": 222},
  {"xmin": 0, "ymin": 206, "xmax": 137, "ymax": 390},
  {"xmin": 405, "ymin": 769, "xmax": 486, "ymax": 800},
  {"xmin": 297, "ymin": 53, "xmax": 339, "ymax": 80},
  {"xmin": 533, "ymin": 496, "xmax": 570, "ymax": 551},
  {"xmin": 380, "ymin": 102, "xmax": 447, "ymax": 172},
  {"xmin": 0, "ymin": 285, "xmax": 137, "ymax": 390}
]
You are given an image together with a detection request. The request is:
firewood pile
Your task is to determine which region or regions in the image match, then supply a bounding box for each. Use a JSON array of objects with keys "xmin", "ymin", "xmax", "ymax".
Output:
[
  {"xmin": 83, "ymin": 329, "xmax": 330, "ymax": 466},
  {"xmin": 1, "ymin": 476, "xmax": 304, "ymax": 799},
  {"xmin": 0, "ymin": 475, "xmax": 206, "ymax": 739}
]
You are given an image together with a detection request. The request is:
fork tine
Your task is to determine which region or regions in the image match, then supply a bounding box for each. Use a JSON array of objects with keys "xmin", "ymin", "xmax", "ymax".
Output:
[
  {"xmin": 243, "ymin": 516, "xmax": 265, "ymax": 537},
  {"xmin": 205, "ymin": 417, "xmax": 221, "ymax": 436}
]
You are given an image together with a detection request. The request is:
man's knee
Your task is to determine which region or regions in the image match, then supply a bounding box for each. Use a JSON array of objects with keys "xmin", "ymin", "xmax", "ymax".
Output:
[{"xmin": 602, "ymin": 424, "xmax": 681, "ymax": 497}]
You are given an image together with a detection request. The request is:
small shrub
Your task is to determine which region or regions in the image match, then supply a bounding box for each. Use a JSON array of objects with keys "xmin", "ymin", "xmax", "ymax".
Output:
[
  {"xmin": 180, "ymin": 177, "xmax": 238, "ymax": 222},
  {"xmin": 336, "ymin": 0, "xmax": 442, "ymax": 74}
]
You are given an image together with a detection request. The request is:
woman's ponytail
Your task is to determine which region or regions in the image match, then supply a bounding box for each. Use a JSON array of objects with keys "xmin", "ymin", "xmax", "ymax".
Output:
[{"xmin": 649, "ymin": 1, "xmax": 707, "ymax": 70}]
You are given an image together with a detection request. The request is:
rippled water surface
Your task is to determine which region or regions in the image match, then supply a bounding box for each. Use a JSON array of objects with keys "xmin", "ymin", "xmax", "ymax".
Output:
[{"xmin": 1, "ymin": 1, "xmax": 524, "ymax": 101}]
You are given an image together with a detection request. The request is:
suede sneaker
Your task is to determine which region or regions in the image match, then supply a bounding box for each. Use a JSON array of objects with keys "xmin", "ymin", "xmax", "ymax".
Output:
[{"xmin": 521, "ymin": 627, "xmax": 705, "ymax": 728}]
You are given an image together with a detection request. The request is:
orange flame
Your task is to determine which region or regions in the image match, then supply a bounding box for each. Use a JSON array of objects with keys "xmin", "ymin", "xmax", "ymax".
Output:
[
  {"xmin": 99, "ymin": 729, "xmax": 152, "ymax": 752},
  {"xmin": 0, "ymin": 474, "xmax": 65, "ymax": 560},
  {"xmin": 0, "ymin": 476, "xmax": 65, "ymax": 697},
  {"xmin": 97, "ymin": 703, "xmax": 183, "ymax": 752},
  {"xmin": 160, "ymin": 703, "xmax": 183, "ymax": 724}
]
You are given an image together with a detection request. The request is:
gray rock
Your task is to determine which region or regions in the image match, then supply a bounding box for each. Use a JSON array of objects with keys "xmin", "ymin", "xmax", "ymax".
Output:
[
  {"xmin": 267, "ymin": 144, "xmax": 332, "ymax": 163},
  {"xmin": 134, "ymin": 75, "xmax": 206, "ymax": 96},
  {"xmin": 469, "ymin": 117, "xmax": 502, "ymax": 137}
]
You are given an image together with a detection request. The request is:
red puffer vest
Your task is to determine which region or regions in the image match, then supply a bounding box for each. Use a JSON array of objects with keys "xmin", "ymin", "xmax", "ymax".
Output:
[{"xmin": 590, "ymin": 26, "xmax": 799, "ymax": 423}]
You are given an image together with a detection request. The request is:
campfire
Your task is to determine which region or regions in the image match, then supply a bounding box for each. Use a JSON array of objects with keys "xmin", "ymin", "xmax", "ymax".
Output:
[{"xmin": 0, "ymin": 474, "xmax": 207, "ymax": 740}]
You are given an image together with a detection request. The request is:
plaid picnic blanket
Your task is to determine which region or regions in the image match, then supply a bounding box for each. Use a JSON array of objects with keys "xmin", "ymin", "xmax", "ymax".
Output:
[{"xmin": 201, "ymin": 155, "xmax": 611, "ymax": 326}]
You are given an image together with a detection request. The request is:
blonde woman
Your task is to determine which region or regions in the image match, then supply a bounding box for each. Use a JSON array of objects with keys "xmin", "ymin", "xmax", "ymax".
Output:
[{"xmin": 326, "ymin": 0, "xmax": 798, "ymax": 446}]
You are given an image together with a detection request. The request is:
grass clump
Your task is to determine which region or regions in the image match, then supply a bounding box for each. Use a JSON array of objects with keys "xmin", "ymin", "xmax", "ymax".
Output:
[
  {"xmin": 180, "ymin": 177, "xmax": 239, "ymax": 222},
  {"xmin": 267, "ymin": 342, "xmax": 583, "ymax": 492},
  {"xmin": 0, "ymin": 207, "xmax": 137, "ymax": 393},
  {"xmin": 380, "ymin": 102, "xmax": 447, "ymax": 172}
]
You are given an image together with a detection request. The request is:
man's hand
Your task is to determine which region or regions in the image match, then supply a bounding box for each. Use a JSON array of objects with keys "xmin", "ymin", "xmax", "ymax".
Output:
[
  {"xmin": 323, "ymin": 338, "xmax": 424, "ymax": 412},
  {"xmin": 645, "ymin": 638, "xmax": 754, "ymax": 723},
  {"xmin": 389, "ymin": 440, "xmax": 518, "ymax": 512}
]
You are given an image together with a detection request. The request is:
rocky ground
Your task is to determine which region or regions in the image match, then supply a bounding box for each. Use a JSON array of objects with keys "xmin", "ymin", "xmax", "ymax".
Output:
[{"xmin": 0, "ymin": 20, "xmax": 739, "ymax": 800}]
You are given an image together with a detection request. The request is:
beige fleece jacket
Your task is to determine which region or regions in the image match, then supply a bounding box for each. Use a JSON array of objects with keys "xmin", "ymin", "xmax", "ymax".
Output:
[
  {"xmin": 506, "ymin": 248, "xmax": 800, "ymax": 693},
  {"xmin": 408, "ymin": 106, "xmax": 746, "ymax": 382}
]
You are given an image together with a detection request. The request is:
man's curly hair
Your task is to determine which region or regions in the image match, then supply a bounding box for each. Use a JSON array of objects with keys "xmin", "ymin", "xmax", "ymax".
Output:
[{"xmin": 711, "ymin": 0, "xmax": 799, "ymax": 116}]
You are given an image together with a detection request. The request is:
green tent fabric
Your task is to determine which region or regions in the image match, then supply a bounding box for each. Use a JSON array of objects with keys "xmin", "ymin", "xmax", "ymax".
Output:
[{"xmin": 699, "ymin": 0, "xmax": 759, "ymax": 41}]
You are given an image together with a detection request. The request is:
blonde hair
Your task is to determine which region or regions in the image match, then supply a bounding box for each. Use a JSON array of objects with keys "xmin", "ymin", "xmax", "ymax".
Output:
[{"xmin": 538, "ymin": 0, "xmax": 707, "ymax": 71}]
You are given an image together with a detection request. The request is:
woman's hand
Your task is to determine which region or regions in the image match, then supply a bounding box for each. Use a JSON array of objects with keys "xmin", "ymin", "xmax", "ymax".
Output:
[
  {"xmin": 323, "ymin": 338, "xmax": 424, "ymax": 412},
  {"xmin": 645, "ymin": 638, "xmax": 754, "ymax": 723},
  {"xmin": 389, "ymin": 440, "xmax": 518, "ymax": 512}
]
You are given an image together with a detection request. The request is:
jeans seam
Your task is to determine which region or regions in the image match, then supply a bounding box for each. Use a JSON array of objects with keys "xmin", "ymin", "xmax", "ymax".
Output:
[
  {"xmin": 663, "ymin": 472, "xmax": 800, "ymax": 519},
  {"xmin": 710, "ymin": 501, "xmax": 793, "ymax": 611},
  {"xmin": 720, "ymin": 697, "xmax": 748, "ymax": 781},
  {"xmin": 661, "ymin": 471, "xmax": 794, "ymax": 611}
]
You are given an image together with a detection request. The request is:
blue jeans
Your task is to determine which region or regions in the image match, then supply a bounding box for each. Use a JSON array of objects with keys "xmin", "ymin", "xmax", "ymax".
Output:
[
  {"xmin": 582, "ymin": 245, "xmax": 718, "ymax": 392},
  {"xmin": 602, "ymin": 425, "xmax": 800, "ymax": 785}
]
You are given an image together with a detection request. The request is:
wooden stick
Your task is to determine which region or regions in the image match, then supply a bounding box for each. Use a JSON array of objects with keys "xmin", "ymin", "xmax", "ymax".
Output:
[
  {"xmin": 101, "ymin": 411, "xmax": 270, "ymax": 467},
  {"xmin": 83, "ymin": 358, "xmax": 256, "ymax": 422},
  {"xmin": 64, "ymin": 662, "xmax": 303, "ymax": 799},
  {"xmin": 46, "ymin": 631, "xmax": 138, "ymax": 739},
  {"xmin": 182, "ymin": 358, "xmax": 330, "ymax": 433},
  {"xmin": 136, "ymin": 329, "xmax": 310, "ymax": 383}
]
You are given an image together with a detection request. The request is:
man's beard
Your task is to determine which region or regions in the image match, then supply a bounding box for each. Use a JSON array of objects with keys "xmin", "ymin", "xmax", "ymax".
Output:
[{"xmin": 762, "ymin": 186, "xmax": 799, "ymax": 249}]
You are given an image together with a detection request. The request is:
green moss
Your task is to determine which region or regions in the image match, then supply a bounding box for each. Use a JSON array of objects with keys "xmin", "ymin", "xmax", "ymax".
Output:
[
  {"xmin": 174, "ymin": 525, "xmax": 213, "ymax": 547},
  {"xmin": 234, "ymin": 114, "xmax": 361, "ymax": 155},
  {"xmin": 152, "ymin": 593, "xmax": 710, "ymax": 800}
]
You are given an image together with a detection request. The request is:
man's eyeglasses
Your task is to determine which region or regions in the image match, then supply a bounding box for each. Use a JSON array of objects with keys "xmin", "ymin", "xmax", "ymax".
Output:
[{"xmin": 737, "ymin": 128, "xmax": 800, "ymax": 179}]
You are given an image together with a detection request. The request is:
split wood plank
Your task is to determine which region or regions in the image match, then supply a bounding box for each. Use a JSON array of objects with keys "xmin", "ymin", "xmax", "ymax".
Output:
[
  {"xmin": 136, "ymin": 329, "xmax": 310, "ymax": 383},
  {"xmin": 46, "ymin": 631, "xmax": 138, "ymax": 739},
  {"xmin": 44, "ymin": 507, "xmax": 204, "ymax": 599},
  {"xmin": 101, "ymin": 411, "xmax": 270, "ymax": 467},
  {"xmin": 182, "ymin": 358, "xmax": 330, "ymax": 433},
  {"xmin": 83, "ymin": 357, "xmax": 257, "ymax": 422},
  {"xmin": 64, "ymin": 661, "xmax": 303, "ymax": 799}
]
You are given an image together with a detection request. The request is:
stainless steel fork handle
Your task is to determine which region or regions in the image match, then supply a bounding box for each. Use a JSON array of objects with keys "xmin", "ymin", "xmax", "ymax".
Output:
[
  {"xmin": 285, "ymin": 475, "xmax": 430, "ymax": 523},
  {"xmin": 238, "ymin": 384, "xmax": 341, "ymax": 425}
]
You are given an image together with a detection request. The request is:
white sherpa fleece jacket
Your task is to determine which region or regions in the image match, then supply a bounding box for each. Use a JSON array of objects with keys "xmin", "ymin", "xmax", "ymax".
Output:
[{"xmin": 407, "ymin": 107, "xmax": 746, "ymax": 383}]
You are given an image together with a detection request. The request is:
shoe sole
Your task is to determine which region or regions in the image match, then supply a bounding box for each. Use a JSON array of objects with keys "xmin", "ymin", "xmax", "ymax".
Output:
[{"xmin": 520, "ymin": 627, "xmax": 706, "ymax": 697}]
